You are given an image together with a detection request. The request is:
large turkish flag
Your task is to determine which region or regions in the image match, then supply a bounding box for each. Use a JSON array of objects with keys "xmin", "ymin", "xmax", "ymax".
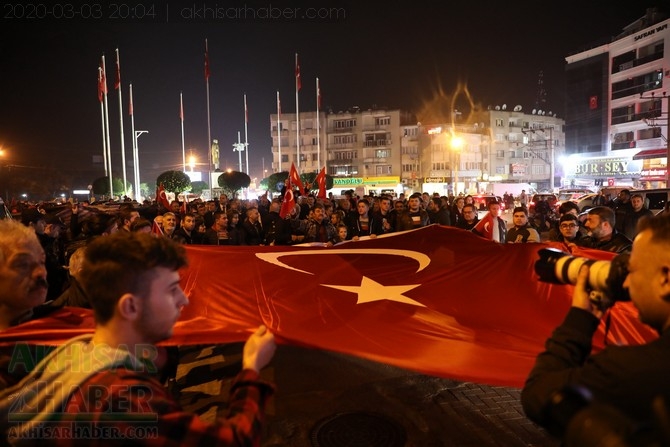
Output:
[{"xmin": 0, "ymin": 226, "xmax": 656, "ymax": 387}]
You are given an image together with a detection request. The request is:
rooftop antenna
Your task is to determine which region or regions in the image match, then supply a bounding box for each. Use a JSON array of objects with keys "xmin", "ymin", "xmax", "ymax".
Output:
[{"xmin": 534, "ymin": 70, "xmax": 547, "ymax": 111}]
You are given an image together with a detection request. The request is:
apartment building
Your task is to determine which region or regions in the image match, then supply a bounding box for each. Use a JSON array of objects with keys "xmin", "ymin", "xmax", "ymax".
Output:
[
  {"xmin": 270, "ymin": 107, "xmax": 565, "ymax": 195},
  {"xmin": 565, "ymin": 7, "xmax": 669, "ymax": 188}
]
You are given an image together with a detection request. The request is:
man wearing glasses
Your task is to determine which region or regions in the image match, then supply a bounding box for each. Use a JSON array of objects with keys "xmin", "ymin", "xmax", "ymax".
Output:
[{"xmin": 456, "ymin": 203, "xmax": 479, "ymax": 231}]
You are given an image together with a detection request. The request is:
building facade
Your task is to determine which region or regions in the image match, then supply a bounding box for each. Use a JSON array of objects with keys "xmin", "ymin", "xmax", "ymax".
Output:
[
  {"xmin": 564, "ymin": 8, "xmax": 669, "ymax": 188},
  {"xmin": 270, "ymin": 110, "xmax": 327, "ymax": 174},
  {"xmin": 270, "ymin": 107, "xmax": 566, "ymax": 196}
]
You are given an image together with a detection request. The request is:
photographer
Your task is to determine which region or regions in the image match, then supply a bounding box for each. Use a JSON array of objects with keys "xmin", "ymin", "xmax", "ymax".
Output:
[{"xmin": 522, "ymin": 212, "xmax": 670, "ymax": 439}]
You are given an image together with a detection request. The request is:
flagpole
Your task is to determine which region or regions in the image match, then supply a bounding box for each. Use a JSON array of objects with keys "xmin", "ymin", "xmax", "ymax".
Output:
[
  {"xmin": 115, "ymin": 48, "xmax": 128, "ymax": 198},
  {"xmin": 98, "ymin": 67, "xmax": 108, "ymax": 177},
  {"xmin": 277, "ymin": 90, "xmax": 282, "ymax": 173},
  {"xmin": 102, "ymin": 55, "xmax": 113, "ymax": 199},
  {"xmin": 316, "ymin": 77, "xmax": 321, "ymax": 171},
  {"xmin": 129, "ymin": 83, "xmax": 141, "ymax": 202},
  {"xmin": 295, "ymin": 52, "xmax": 300, "ymax": 169},
  {"xmin": 243, "ymin": 93, "xmax": 249, "ymax": 175},
  {"xmin": 180, "ymin": 92, "xmax": 186, "ymax": 172},
  {"xmin": 205, "ymin": 38, "xmax": 213, "ymax": 198}
]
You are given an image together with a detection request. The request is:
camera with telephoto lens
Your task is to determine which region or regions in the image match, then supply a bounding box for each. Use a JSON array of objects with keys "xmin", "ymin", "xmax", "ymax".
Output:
[{"xmin": 534, "ymin": 248, "xmax": 631, "ymax": 310}]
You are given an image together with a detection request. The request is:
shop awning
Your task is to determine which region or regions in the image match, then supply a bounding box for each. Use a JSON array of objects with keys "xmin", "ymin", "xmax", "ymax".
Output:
[{"xmin": 633, "ymin": 148, "xmax": 668, "ymax": 160}]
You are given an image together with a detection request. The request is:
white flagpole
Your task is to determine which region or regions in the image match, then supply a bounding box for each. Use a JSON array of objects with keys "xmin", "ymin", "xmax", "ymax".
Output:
[
  {"xmin": 98, "ymin": 67, "xmax": 108, "ymax": 177},
  {"xmin": 244, "ymin": 94, "xmax": 249, "ymax": 175},
  {"xmin": 180, "ymin": 92, "xmax": 186, "ymax": 172},
  {"xmin": 129, "ymin": 83, "xmax": 140, "ymax": 201},
  {"xmin": 205, "ymin": 39, "xmax": 212, "ymax": 197},
  {"xmin": 115, "ymin": 48, "xmax": 128, "ymax": 198},
  {"xmin": 277, "ymin": 90, "xmax": 282, "ymax": 173},
  {"xmin": 295, "ymin": 53, "xmax": 300, "ymax": 169},
  {"xmin": 316, "ymin": 77, "xmax": 321, "ymax": 170},
  {"xmin": 102, "ymin": 55, "xmax": 113, "ymax": 199}
]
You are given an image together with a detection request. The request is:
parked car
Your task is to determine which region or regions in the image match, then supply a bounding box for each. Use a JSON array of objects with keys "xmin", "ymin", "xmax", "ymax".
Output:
[
  {"xmin": 472, "ymin": 194, "xmax": 505, "ymax": 211},
  {"xmin": 528, "ymin": 193, "xmax": 558, "ymax": 214},
  {"xmin": 577, "ymin": 188, "xmax": 669, "ymax": 215},
  {"xmin": 575, "ymin": 193, "xmax": 598, "ymax": 212}
]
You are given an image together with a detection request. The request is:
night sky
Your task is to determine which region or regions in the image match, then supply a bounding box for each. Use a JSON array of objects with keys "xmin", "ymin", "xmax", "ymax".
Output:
[{"xmin": 0, "ymin": 1, "xmax": 667, "ymax": 189}]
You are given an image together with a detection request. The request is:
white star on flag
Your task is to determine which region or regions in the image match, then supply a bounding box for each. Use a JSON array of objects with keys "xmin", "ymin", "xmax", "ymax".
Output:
[{"xmin": 323, "ymin": 276, "xmax": 425, "ymax": 307}]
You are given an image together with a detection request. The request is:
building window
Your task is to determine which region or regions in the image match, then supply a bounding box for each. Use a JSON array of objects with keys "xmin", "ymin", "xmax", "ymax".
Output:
[
  {"xmin": 334, "ymin": 134, "xmax": 356, "ymax": 144},
  {"xmin": 281, "ymin": 154, "xmax": 289, "ymax": 163},
  {"xmin": 330, "ymin": 165, "xmax": 358, "ymax": 176},
  {"xmin": 495, "ymin": 119, "xmax": 504, "ymax": 127},
  {"xmin": 375, "ymin": 116, "xmax": 391, "ymax": 126},
  {"xmin": 638, "ymin": 127, "xmax": 661, "ymax": 140},
  {"xmin": 334, "ymin": 119, "xmax": 356, "ymax": 129},
  {"xmin": 376, "ymin": 165, "xmax": 392, "ymax": 175},
  {"xmin": 402, "ymin": 146, "xmax": 418, "ymax": 155},
  {"xmin": 532, "ymin": 164, "xmax": 546, "ymax": 175},
  {"xmin": 375, "ymin": 149, "xmax": 391, "ymax": 158},
  {"xmin": 496, "ymin": 150, "xmax": 505, "ymax": 158},
  {"xmin": 335, "ymin": 151, "xmax": 357, "ymax": 160},
  {"xmin": 312, "ymin": 154, "xmax": 319, "ymax": 161}
]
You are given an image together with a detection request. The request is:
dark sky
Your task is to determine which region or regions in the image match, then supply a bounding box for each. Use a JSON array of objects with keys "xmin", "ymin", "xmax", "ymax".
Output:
[{"xmin": 1, "ymin": 1, "xmax": 667, "ymax": 188}]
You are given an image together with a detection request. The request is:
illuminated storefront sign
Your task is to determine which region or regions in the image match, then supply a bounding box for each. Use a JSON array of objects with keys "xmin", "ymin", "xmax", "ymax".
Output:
[{"xmin": 564, "ymin": 157, "xmax": 642, "ymax": 177}]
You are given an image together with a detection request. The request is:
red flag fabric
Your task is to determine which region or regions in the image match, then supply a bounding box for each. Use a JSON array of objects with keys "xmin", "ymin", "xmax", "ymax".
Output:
[
  {"xmin": 0, "ymin": 227, "xmax": 657, "ymax": 388},
  {"xmin": 279, "ymin": 184, "xmax": 295, "ymax": 219},
  {"xmin": 97, "ymin": 67, "xmax": 104, "ymax": 103},
  {"xmin": 114, "ymin": 49, "xmax": 121, "ymax": 90},
  {"xmin": 473, "ymin": 213, "xmax": 494, "ymax": 240},
  {"xmin": 204, "ymin": 42, "xmax": 210, "ymax": 80},
  {"xmin": 156, "ymin": 183, "xmax": 171, "ymax": 210},
  {"xmin": 152, "ymin": 219, "xmax": 164, "ymax": 236},
  {"xmin": 98, "ymin": 62, "xmax": 108, "ymax": 99},
  {"xmin": 244, "ymin": 94, "xmax": 248, "ymax": 123},
  {"xmin": 179, "ymin": 95, "xmax": 184, "ymax": 121},
  {"xmin": 295, "ymin": 53, "xmax": 301, "ymax": 91},
  {"xmin": 315, "ymin": 166, "xmax": 327, "ymax": 199},
  {"xmin": 289, "ymin": 162, "xmax": 305, "ymax": 195}
]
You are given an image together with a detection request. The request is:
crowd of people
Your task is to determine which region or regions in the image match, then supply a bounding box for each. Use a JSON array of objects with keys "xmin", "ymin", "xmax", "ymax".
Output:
[
  {"xmin": 6, "ymin": 187, "xmax": 664, "ymax": 308},
  {"xmin": 1, "ymin": 186, "xmax": 669, "ymax": 445}
]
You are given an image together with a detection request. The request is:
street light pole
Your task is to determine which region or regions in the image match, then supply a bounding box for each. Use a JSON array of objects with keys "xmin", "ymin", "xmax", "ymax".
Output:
[
  {"xmin": 134, "ymin": 130, "xmax": 148, "ymax": 202},
  {"xmin": 233, "ymin": 131, "xmax": 245, "ymax": 172}
]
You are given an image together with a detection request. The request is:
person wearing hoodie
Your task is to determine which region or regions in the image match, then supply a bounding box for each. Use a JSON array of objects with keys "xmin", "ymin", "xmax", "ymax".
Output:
[{"xmin": 1, "ymin": 232, "xmax": 277, "ymax": 446}]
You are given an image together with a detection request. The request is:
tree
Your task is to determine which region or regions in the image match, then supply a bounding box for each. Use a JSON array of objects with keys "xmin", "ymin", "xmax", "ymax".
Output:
[
  {"xmin": 190, "ymin": 180, "xmax": 208, "ymax": 195},
  {"xmin": 91, "ymin": 176, "xmax": 126, "ymax": 198},
  {"xmin": 267, "ymin": 171, "xmax": 289, "ymax": 193},
  {"xmin": 156, "ymin": 170, "xmax": 191, "ymax": 194},
  {"xmin": 217, "ymin": 170, "xmax": 250, "ymax": 198}
]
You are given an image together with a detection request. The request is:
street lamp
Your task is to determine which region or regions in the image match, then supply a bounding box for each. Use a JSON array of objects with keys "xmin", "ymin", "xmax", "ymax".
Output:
[
  {"xmin": 133, "ymin": 130, "xmax": 148, "ymax": 202},
  {"xmin": 188, "ymin": 154, "xmax": 196, "ymax": 172},
  {"xmin": 449, "ymin": 133, "xmax": 465, "ymax": 196}
]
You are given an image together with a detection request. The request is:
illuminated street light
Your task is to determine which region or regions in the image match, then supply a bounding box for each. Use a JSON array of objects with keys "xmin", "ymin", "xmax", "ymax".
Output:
[
  {"xmin": 449, "ymin": 132, "xmax": 464, "ymax": 196},
  {"xmin": 188, "ymin": 154, "xmax": 196, "ymax": 172}
]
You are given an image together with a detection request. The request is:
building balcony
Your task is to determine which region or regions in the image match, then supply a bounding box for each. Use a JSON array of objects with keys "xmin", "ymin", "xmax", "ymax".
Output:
[
  {"xmin": 363, "ymin": 140, "xmax": 391, "ymax": 147},
  {"xmin": 361, "ymin": 124, "xmax": 390, "ymax": 132},
  {"xmin": 611, "ymin": 140, "xmax": 636, "ymax": 151},
  {"xmin": 330, "ymin": 142, "xmax": 356, "ymax": 149},
  {"xmin": 611, "ymin": 51, "xmax": 664, "ymax": 74}
]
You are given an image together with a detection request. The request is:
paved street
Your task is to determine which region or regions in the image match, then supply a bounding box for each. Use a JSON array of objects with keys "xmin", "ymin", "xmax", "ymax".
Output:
[{"xmin": 172, "ymin": 343, "xmax": 559, "ymax": 447}]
